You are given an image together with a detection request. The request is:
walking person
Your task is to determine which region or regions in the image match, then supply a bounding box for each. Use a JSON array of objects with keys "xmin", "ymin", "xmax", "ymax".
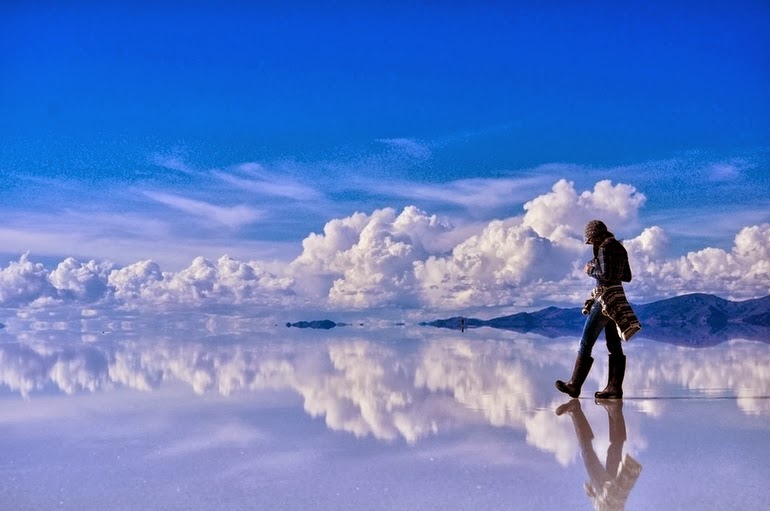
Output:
[{"xmin": 555, "ymin": 220, "xmax": 641, "ymax": 399}]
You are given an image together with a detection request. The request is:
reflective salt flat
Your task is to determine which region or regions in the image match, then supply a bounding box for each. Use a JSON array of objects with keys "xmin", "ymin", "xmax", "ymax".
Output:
[{"xmin": 1, "ymin": 324, "xmax": 768, "ymax": 511}]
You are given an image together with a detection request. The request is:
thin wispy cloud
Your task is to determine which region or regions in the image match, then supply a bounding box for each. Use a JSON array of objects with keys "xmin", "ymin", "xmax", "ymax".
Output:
[
  {"xmin": 212, "ymin": 167, "xmax": 323, "ymax": 201},
  {"xmin": 708, "ymin": 162, "xmax": 745, "ymax": 182},
  {"xmin": 149, "ymin": 154, "xmax": 325, "ymax": 202},
  {"xmin": 0, "ymin": 212, "xmax": 294, "ymax": 270},
  {"xmin": 645, "ymin": 206, "xmax": 770, "ymax": 243},
  {"xmin": 598, "ymin": 154, "xmax": 758, "ymax": 186},
  {"xmin": 357, "ymin": 171, "xmax": 560, "ymax": 213},
  {"xmin": 57, "ymin": 210, "xmax": 171, "ymax": 238},
  {"xmin": 315, "ymin": 137, "xmax": 435, "ymax": 188},
  {"xmin": 376, "ymin": 138, "xmax": 432, "ymax": 159},
  {"xmin": 150, "ymin": 154, "xmax": 203, "ymax": 176},
  {"xmin": 6, "ymin": 173, "xmax": 81, "ymax": 190},
  {"xmin": 143, "ymin": 191, "xmax": 263, "ymax": 229}
]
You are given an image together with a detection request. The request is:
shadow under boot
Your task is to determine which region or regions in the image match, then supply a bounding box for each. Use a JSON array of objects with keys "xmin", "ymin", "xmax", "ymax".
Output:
[
  {"xmin": 556, "ymin": 355, "xmax": 594, "ymax": 398},
  {"xmin": 595, "ymin": 354, "xmax": 625, "ymax": 400}
]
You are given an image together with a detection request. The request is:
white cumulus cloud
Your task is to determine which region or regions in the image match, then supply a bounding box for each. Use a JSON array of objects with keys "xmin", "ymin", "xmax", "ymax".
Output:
[
  {"xmin": 107, "ymin": 256, "xmax": 294, "ymax": 309},
  {"xmin": 522, "ymin": 179, "xmax": 646, "ymax": 244},
  {"xmin": 0, "ymin": 180, "xmax": 767, "ymax": 312},
  {"xmin": 624, "ymin": 223, "xmax": 770, "ymax": 300},
  {"xmin": 49, "ymin": 258, "xmax": 114, "ymax": 301},
  {"xmin": 0, "ymin": 253, "xmax": 56, "ymax": 307},
  {"xmin": 292, "ymin": 206, "xmax": 453, "ymax": 309}
]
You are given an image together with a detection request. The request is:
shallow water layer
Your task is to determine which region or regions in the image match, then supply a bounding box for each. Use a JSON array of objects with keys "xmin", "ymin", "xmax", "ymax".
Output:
[{"xmin": 1, "ymin": 321, "xmax": 768, "ymax": 510}]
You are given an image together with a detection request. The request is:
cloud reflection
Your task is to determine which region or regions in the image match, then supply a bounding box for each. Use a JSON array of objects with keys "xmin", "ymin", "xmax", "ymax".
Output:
[{"xmin": 1, "ymin": 332, "xmax": 769, "ymax": 459}]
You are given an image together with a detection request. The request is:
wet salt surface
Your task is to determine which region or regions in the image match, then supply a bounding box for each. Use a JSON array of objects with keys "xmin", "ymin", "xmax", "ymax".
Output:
[{"xmin": 0, "ymin": 321, "xmax": 768, "ymax": 510}]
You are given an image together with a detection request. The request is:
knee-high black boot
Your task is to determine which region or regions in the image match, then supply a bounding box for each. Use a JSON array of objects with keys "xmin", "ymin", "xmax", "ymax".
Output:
[
  {"xmin": 556, "ymin": 355, "xmax": 594, "ymax": 398},
  {"xmin": 595, "ymin": 354, "xmax": 625, "ymax": 399}
]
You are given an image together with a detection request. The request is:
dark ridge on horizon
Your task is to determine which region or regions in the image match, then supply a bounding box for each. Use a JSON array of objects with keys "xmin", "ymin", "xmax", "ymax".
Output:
[
  {"xmin": 285, "ymin": 320, "xmax": 343, "ymax": 329},
  {"xmin": 420, "ymin": 293, "xmax": 770, "ymax": 346}
]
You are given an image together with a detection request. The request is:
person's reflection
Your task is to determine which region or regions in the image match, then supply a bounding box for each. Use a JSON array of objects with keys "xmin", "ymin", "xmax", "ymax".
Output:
[{"xmin": 556, "ymin": 399, "xmax": 642, "ymax": 511}]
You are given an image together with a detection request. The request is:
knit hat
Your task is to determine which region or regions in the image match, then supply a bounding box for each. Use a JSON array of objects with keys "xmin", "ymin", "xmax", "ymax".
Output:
[{"xmin": 584, "ymin": 220, "xmax": 608, "ymax": 244}]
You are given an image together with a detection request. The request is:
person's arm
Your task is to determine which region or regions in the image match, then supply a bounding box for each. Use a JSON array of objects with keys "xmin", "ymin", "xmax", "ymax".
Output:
[{"xmin": 587, "ymin": 242, "xmax": 627, "ymax": 284}]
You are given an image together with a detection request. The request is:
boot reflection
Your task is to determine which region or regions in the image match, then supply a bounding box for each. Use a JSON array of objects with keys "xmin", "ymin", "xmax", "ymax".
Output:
[{"xmin": 555, "ymin": 399, "xmax": 642, "ymax": 511}]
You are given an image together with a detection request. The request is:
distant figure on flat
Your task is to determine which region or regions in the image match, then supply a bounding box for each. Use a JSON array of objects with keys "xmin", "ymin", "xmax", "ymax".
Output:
[{"xmin": 556, "ymin": 220, "xmax": 641, "ymax": 399}]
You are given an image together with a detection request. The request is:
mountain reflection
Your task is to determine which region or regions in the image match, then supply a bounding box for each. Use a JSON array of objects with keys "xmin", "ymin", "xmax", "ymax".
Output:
[{"xmin": 1, "ymin": 330, "xmax": 769, "ymax": 454}]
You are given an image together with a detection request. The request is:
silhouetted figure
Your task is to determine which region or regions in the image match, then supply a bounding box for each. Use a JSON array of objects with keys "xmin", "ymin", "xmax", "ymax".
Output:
[
  {"xmin": 556, "ymin": 399, "xmax": 642, "ymax": 511},
  {"xmin": 556, "ymin": 220, "xmax": 641, "ymax": 399},
  {"xmin": 461, "ymin": 318, "xmax": 465, "ymax": 333}
]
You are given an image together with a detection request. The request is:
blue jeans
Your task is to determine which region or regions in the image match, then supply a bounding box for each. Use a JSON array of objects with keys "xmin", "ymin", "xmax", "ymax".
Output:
[{"xmin": 578, "ymin": 302, "xmax": 624, "ymax": 358}]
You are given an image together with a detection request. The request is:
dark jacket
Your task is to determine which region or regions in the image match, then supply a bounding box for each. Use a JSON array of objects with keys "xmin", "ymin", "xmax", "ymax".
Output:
[
  {"xmin": 587, "ymin": 235, "xmax": 641, "ymax": 341},
  {"xmin": 588, "ymin": 236, "xmax": 632, "ymax": 285}
]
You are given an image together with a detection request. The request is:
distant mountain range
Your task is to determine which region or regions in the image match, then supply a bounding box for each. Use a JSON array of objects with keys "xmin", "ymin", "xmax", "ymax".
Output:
[
  {"xmin": 420, "ymin": 293, "xmax": 770, "ymax": 346},
  {"xmin": 283, "ymin": 294, "xmax": 770, "ymax": 345}
]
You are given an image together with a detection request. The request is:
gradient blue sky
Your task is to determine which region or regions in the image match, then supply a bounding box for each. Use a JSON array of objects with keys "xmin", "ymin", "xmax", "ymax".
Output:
[{"xmin": 1, "ymin": 1, "xmax": 769, "ymax": 309}]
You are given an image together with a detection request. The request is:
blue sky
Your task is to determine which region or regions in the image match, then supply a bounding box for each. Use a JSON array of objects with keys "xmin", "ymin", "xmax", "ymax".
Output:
[{"xmin": 1, "ymin": 1, "xmax": 769, "ymax": 311}]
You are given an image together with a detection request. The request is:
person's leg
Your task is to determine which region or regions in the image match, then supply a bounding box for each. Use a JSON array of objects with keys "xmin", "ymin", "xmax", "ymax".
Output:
[
  {"xmin": 556, "ymin": 305, "xmax": 607, "ymax": 397},
  {"xmin": 604, "ymin": 321, "xmax": 624, "ymax": 358},
  {"xmin": 578, "ymin": 305, "xmax": 611, "ymax": 358},
  {"xmin": 595, "ymin": 321, "xmax": 626, "ymax": 399}
]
